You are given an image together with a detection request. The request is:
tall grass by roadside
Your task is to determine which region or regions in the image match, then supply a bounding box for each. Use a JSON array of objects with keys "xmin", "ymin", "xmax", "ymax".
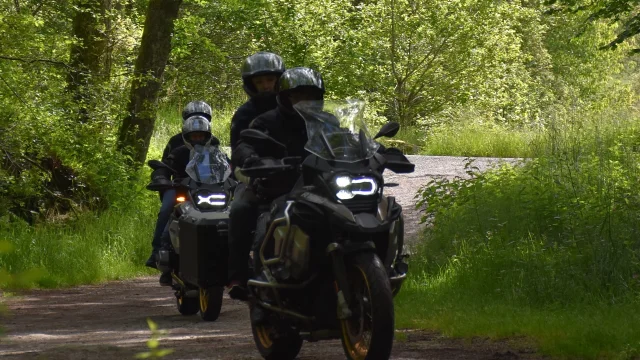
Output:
[
  {"xmin": 396, "ymin": 291, "xmax": 640, "ymax": 359},
  {"xmin": 392, "ymin": 120, "xmax": 545, "ymax": 157},
  {"xmin": 396, "ymin": 109, "xmax": 640, "ymax": 359},
  {"xmin": 422, "ymin": 122, "xmax": 545, "ymax": 158},
  {"xmin": 0, "ymin": 195, "xmax": 157, "ymax": 288}
]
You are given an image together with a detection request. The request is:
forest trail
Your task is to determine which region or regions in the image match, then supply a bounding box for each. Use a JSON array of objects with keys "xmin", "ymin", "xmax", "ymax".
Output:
[{"xmin": 1, "ymin": 156, "xmax": 540, "ymax": 360}]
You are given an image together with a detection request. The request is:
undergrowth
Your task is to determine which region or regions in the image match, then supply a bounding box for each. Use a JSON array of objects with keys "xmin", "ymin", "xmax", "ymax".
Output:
[{"xmin": 396, "ymin": 109, "xmax": 640, "ymax": 359}]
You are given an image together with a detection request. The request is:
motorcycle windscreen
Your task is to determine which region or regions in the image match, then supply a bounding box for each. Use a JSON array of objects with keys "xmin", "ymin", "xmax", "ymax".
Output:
[
  {"xmin": 185, "ymin": 146, "xmax": 231, "ymax": 184},
  {"xmin": 294, "ymin": 99, "xmax": 380, "ymax": 163}
]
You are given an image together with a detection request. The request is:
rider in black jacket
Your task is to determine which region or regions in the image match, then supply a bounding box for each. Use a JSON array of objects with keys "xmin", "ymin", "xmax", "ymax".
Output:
[
  {"xmin": 146, "ymin": 101, "xmax": 213, "ymax": 268},
  {"xmin": 227, "ymin": 67, "xmax": 325, "ymax": 300},
  {"xmin": 230, "ymin": 52, "xmax": 285, "ymax": 158}
]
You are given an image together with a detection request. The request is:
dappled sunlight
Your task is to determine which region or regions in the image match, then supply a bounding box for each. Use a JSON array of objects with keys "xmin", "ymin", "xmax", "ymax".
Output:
[
  {"xmin": 0, "ymin": 276, "xmax": 256, "ymax": 359},
  {"xmin": 0, "ymin": 326, "xmax": 253, "ymax": 357}
]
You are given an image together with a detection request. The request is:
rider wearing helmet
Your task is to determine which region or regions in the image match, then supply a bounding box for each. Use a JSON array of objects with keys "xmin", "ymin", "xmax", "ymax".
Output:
[
  {"xmin": 229, "ymin": 52, "xmax": 285, "ymax": 158},
  {"xmin": 156, "ymin": 115, "xmax": 223, "ymax": 286},
  {"xmin": 162, "ymin": 100, "xmax": 213, "ymax": 161},
  {"xmin": 227, "ymin": 67, "xmax": 325, "ymax": 300},
  {"xmin": 164, "ymin": 115, "xmax": 218, "ymax": 175},
  {"xmin": 146, "ymin": 101, "xmax": 213, "ymax": 269}
]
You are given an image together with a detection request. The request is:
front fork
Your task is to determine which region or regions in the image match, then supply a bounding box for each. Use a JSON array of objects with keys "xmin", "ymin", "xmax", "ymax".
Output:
[{"xmin": 327, "ymin": 241, "xmax": 376, "ymax": 320}]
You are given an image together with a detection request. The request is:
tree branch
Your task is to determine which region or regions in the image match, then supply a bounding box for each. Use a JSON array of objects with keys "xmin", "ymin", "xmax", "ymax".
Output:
[
  {"xmin": 0, "ymin": 55, "xmax": 71, "ymax": 69},
  {"xmin": 403, "ymin": 33, "xmax": 453, "ymax": 84},
  {"xmin": 14, "ymin": 0, "xmax": 20, "ymax": 13}
]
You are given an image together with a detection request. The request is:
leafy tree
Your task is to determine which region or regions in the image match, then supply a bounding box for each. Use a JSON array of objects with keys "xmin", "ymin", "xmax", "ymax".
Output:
[{"xmin": 546, "ymin": 0, "xmax": 640, "ymax": 52}]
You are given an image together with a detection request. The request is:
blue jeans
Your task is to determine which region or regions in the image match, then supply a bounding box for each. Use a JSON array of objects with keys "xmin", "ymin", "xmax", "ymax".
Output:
[{"xmin": 151, "ymin": 189, "xmax": 176, "ymax": 251}]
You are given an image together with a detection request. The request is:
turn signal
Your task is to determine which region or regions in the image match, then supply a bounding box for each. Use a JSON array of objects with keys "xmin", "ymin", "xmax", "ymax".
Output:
[{"xmin": 176, "ymin": 196, "xmax": 186, "ymax": 202}]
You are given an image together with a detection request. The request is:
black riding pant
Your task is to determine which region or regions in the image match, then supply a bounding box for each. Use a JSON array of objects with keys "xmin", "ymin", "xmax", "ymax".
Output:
[{"xmin": 227, "ymin": 183, "xmax": 264, "ymax": 284}]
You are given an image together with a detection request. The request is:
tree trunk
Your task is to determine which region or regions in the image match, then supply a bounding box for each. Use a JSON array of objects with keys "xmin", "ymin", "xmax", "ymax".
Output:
[
  {"xmin": 117, "ymin": 0, "xmax": 182, "ymax": 166},
  {"xmin": 67, "ymin": 0, "xmax": 110, "ymax": 123}
]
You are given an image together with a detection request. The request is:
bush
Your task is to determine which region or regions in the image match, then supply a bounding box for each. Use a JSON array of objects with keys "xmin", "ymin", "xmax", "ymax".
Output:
[{"xmin": 396, "ymin": 110, "xmax": 640, "ymax": 358}]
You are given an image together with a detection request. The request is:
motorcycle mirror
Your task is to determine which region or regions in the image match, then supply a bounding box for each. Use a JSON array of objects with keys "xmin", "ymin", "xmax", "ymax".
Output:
[
  {"xmin": 240, "ymin": 129, "xmax": 286, "ymax": 149},
  {"xmin": 374, "ymin": 122, "xmax": 400, "ymax": 139}
]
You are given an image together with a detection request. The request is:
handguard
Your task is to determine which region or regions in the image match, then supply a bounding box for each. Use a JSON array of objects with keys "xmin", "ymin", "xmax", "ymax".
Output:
[
  {"xmin": 382, "ymin": 147, "xmax": 415, "ymax": 174},
  {"xmin": 146, "ymin": 167, "xmax": 174, "ymax": 191}
]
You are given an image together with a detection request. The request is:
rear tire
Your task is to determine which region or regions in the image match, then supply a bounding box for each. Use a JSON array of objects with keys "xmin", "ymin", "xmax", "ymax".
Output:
[
  {"xmin": 250, "ymin": 305, "xmax": 303, "ymax": 360},
  {"xmin": 176, "ymin": 292, "xmax": 199, "ymax": 316},
  {"xmin": 199, "ymin": 286, "xmax": 224, "ymax": 321},
  {"xmin": 340, "ymin": 252, "xmax": 395, "ymax": 360}
]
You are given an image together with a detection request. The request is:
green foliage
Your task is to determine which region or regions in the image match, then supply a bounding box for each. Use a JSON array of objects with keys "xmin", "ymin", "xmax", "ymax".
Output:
[
  {"xmin": 396, "ymin": 292, "xmax": 640, "ymax": 359},
  {"xmin": 166, "ymin": 0, "xmax": 640, "ymax": 129},
  {"xmin": 2, "ymin": 0, "xmax": 638, "ymax": 222},
  {"xmin": 401, "ymin": 109, "xmax": 640, "ymax": 358},
  {"xmin": 135, "ymin": 319, "xmax": 174, "ymax": 359},
  {"xmin": 421, "ymin": 120, "xmax": 545, "ymax": 158},
  {"xmin": 0, "ymin": 103, "xmax": 186, "ymax": 289},
  {"xmin": 0, "ymin": 1, "xmax": 145, "ymax": 222},
  {"xmin": 0, "ymin": 189, "xmax": 157, "ymax": 288},
  {"xmin": 416, "ymin": 135, "xmax": 640, "ymax": 303},
  {"xmin": 0, "ymin": 238, "xmax": 44, "ymax": 337},
  {"xmin": 546, "ymin": 0, "xmax": 640, "ymax": 52}
]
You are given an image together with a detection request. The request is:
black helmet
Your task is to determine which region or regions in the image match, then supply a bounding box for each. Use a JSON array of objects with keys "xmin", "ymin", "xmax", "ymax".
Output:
[
  {"xmin": 182, "ymin": 100, "xmax": 212, "ymax": 121},
  {"xmin": 182, "ymin": 115, "xmax": 212, "ymax": 149},
  {"xmin": 241, "ymin": 52, "xmax": 285, "ymax": 97},
  {"xmin": 277, "ymin": 67, "xmax": 325, "ymax": 110},
  {"xmin": 279, "ymin": 67, "xmax": 325, "ymax": 95}
]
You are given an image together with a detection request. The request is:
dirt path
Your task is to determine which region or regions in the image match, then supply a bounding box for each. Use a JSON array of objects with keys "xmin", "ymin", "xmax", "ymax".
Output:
[
  {"xmin": 0, "ymin": 156, "xmax": 538, "ymax": 360},
  {"xmin": 0, "ymin": 278, "xmax": 543, "ymax": 360}
]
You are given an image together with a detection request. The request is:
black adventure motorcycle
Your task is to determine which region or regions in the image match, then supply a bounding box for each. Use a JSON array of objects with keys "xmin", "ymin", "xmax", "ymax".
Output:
[
  {"xmin": 238, "ymin": 100, "xmax": 414, "ymax": 360},
  {"xmin": 147, "ymin": 146, "xmax": 236, "ymax": 321}
]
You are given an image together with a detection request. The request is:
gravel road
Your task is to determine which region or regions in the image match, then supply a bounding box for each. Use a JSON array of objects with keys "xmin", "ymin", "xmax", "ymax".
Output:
[{"xmin": 0, "ymin": 156, "xmax": 538, "ymax": 360}]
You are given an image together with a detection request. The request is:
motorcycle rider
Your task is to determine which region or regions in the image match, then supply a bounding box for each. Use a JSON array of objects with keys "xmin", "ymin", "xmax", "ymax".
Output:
[
  {"xmin": 154, "ymin": 114, "xmax": 224, "ymax": 286},
  {"xmin": 227, "ymin": 67, "xmax": 325, "ymax": 300},
  {"xmin": 230, "ymin": 51, "xmax": 285, "ymax": 156},
  {"xmin": 146, "ymin": 101, "xmax": 213, "ymax": 269},
  {"xmin": 230, "ymin": 51, "xmax": 285, "ymax": 191}
]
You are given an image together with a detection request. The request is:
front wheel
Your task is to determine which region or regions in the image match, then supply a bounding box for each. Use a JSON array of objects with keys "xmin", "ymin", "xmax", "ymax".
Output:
[
  {"xmin": 176, "ymin": 292, "xmax": 199, "ymax": 316},
  {"xmin": 340, "ymin": 252, "xmax": 395, "ymax": 360},
  {"xmin": 250, "ymin": 305, "xmax": 303, "ymax": 360},
  {"xmin": 199, "ymin": 286, "xmax": 224, "ymax": 321}
]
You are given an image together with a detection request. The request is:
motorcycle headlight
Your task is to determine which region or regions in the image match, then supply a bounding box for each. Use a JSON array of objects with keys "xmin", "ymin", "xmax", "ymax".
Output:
[
  {"xmin": 333, "ymin": 175, "xmax": 378, "ymax": 200},
  {"xmin": 195, "ymin": 192, "xmax": 227, "ymax": 209}
]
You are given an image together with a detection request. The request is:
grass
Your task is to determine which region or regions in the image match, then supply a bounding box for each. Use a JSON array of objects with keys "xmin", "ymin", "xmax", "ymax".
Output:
[
  {"xmin": 395, "ymin": 109, "xmax": 640, "ymax": 359},
  {"xmin": 396, "ymin": 288, "xmax": 640, "ymax": 359},
  {"xmin": 392, "ymin": 122, "xmax": 545, "ymax": 157},
  {"xmin": 422, "ymin": 122, "xmax": 545, "ymax": 158},
  {"xmin": 0, "ymin": 195, "xmax": 157, "ymax": 288}
]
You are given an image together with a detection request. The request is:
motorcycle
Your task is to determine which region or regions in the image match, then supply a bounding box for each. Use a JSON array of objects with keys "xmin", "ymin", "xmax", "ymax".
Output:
[
  {"xmin": 147, "ymin": 145, "xmax": 236, "ymax": 321},
  {"xmin": 239, "ymin": 99, "xmax": 414, "ymax": 360}
]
